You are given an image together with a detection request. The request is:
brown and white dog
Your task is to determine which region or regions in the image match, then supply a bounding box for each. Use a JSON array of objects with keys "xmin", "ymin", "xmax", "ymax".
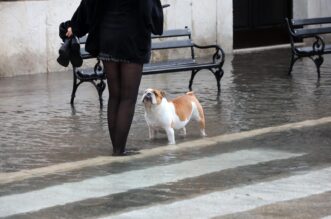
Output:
[{"xmin": 141, "ymin": 88, "xmax": 206, "ymax": 144}]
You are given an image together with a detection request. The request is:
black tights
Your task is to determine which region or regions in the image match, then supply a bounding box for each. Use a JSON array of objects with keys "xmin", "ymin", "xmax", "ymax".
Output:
[{"xmin": 103, "ymin": 61, "xmax": 143, "ymax": 156}]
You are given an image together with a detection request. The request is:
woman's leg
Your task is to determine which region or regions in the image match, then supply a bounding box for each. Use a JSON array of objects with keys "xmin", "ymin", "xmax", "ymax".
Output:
[
  {"xmin": 103, "ymin": 61, "xmax": 121, "ymax": 154},
  {"xmin": 112, "ymin": 62, "xmax": 143, "ymax": 155}
]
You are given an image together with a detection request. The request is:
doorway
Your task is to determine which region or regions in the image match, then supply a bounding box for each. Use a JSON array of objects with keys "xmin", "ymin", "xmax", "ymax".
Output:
[{"xmin": 233, "ymin": 0, "xmax": 293, "ymax": 49}]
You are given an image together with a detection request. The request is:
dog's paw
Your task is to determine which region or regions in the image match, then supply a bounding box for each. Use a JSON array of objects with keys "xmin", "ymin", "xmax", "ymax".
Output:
[
  {"xmin": 179, "ymin": 128, "xmax": 187, "ymax": 137},
  {"xmin": 168, "ymin": 141, "xmax": 176, "ymax": 145},
  {"xmin": 200, "ymin": 129, "xmax": 207, "ymax": 137}
]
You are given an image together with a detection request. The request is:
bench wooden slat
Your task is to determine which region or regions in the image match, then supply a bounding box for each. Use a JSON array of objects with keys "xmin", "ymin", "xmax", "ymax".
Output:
[
  {"xmin": 152, "ymin": 39, "xmax": 193, "ymax": 50},
  {"xmin": 76, "ymin": 69, "xmax": 105, "ymax": 80},
  {"xmin": 292, "ymin": 17, "xmax": 331, "ymax": 27},
  {"xmin": 80, "ymin": 48, "xmax": 92, "ymax": 59},
  {"xmin": 143, "ymin": 62, "xmax": 219, "ymax": 75},
  {"xmin": 294, "ymin": 26, "xmax": 331, "ymax": 38},
  {"xmin": 75, "ymin": 62, "xmax": 219, "ymax": 80},
  {"xmin": 296, "ymin": 44, "xmax": 331, "ymax": 54},
  {"xmin": 79, "ymin": 35, "xmax": 88, "ymax": 44},
  {"xmin": 145, "ymin": 59, "xmax": 195, "ymax": 69},
  {"xmin": 152, "ymin": 28, "xmax": 191, "ymax": 39}
]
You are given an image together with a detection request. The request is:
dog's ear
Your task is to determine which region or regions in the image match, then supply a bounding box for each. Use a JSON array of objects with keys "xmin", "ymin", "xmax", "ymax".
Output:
[
  {"xmin": 153, "ymin": 89, "xmax": 165, "ymax": 104},
  {"xmin": 153, "ymin": 89, "xmax": 165, "ymax": 98}
]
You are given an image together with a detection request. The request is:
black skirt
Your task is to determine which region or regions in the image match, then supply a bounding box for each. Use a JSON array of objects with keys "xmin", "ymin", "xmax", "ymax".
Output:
[{"xmin": 98, "ymin": 0, "xmax": 151, "ymax": 64}]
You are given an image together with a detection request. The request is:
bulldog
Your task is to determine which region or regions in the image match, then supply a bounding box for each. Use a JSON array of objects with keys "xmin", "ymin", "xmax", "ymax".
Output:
[{"xmin": 141, "ymin": 88, "xmax": 207, "ymax": 144}]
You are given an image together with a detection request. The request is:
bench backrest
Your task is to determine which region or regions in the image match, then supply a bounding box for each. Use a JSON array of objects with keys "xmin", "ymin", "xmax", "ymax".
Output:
[
  {"xmin": 288, "ymin": 17, "xmax": 331, "ymax": 40},
  {"xmin": 291, "ymin": 17, "xmax": 331, "ymax": 28},
  {"xmin": 286, "ymin": 17, "xmax": 331, "ymax": 53},
  {"xmin": 152, "ymin": 27, "xmax": 195, "ymax": 60},
  {"xmin": 286, "ymin": 16, "xmax": 331, "ymax": 33},
  {"xmin": 78, "ymin": 27, "xmax": 195, "ymax": 61}
]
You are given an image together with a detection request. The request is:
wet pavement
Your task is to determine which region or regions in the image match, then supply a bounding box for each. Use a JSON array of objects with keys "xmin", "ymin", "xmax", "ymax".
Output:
[
  {"xmin": 1, "ymin": 48, "xmax": 331, "ymax": 172},
  {"xmin": 0, "ymin": 48, "xmax": 331, "ymax": 218}
]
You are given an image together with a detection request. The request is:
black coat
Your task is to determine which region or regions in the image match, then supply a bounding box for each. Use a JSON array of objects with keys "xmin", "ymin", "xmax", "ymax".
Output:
[{"xmin": 70, "ymin": 0, "xmax": 164, "ymax": 57}]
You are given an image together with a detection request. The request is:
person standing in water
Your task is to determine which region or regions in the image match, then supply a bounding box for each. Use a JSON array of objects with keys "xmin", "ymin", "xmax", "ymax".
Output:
[{"xmin": 66, "ymin": 0, "xmax": 164, "ymax": 156}]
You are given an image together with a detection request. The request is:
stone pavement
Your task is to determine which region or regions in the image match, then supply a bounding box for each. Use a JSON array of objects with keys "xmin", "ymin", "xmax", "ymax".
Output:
[{"xmin": 0, "ymin": 48, "xmax": 331, "ymax": 218}]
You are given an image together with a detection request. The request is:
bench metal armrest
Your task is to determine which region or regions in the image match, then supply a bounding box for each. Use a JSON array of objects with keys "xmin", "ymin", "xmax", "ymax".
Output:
[
  {"xmin": 94, "ymin": 59, "xmax": 104, "ymax": 75},
  {"xmin": 287, "ymin": 27, "xmax": 298, "ymax": 39},
  {"xmin": 286, "ymin": 18, "xmax": 298, "ymax": 38},
  {"xmin": 285, "ymin": 18, "xmax": 300, "ymax": 55},
  {"xmin": 193, "ymin": 44, "xmax": 225, "ymax": 65},
  {"xmin": 312, "ymin": 35, "xmax": 326, "ymax": 54}
]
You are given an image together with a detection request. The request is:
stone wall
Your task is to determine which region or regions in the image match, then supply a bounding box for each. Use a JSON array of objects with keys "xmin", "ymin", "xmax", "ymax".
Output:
[
  {"xmin": 293, "ymin": 0, "xmax": 331, "ymax": 43},
  {"xmin": 0, "ymin": 0, "xmax": 329, "ymax": 77},
  {"xmin": 0, "ymin": 1, "xmax": 48, "ymax": 77},
  {"xmin": 0, "ymin": 0, "xmax": 233, "ymax": 77},
  {"xmin": 294, "ymin": 0, "xmax": 331, "ymax": 19},
  {"xmin": 0, "ymin": 0, "xmax": 80, "ymax": 77}
]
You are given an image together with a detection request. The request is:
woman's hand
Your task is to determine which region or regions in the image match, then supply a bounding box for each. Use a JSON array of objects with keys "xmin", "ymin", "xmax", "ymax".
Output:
[{"xmin": 66, "ymin": 27, "xmax": 73, "ymax": 38}]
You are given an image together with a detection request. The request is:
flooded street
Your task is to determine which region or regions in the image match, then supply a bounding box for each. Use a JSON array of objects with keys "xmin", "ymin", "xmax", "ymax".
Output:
[
  {"xmin": 1, "ymin": 48, "xmax": 330, "ymax": 172},
  {"xmin": 0, "ymin": 48, "xmax": 331, "ymax": 219}
]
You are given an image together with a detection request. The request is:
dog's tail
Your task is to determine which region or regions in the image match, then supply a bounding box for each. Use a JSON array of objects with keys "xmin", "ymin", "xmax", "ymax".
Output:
[{"xmin": 186, "ymin": 91, "xmax": 195, "ymax": 96}]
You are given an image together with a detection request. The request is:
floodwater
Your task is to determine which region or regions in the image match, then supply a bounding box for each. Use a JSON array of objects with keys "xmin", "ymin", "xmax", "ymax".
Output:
[{"xmin": 1, "ymin": 48, "xmax": 331, "ymax": 172}]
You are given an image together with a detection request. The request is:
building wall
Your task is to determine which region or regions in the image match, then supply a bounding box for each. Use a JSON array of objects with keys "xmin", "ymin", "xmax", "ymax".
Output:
[
  {"xmin": 0, "ymin": 0, "xmax": 330, "ymax": 77},
  {"xmin": 293, "ymin": 0, "xmax": 308, "ymax": 19},
  {"xmin": 0, "ymin": 1, "xmax": 48, "ymax": 77},
  {"xmin": 294, "ymin": 0, "xmax": 331, "ymax": 42},
  {"xmin": 308, "ymin": 0, "xmax": 331, "ymax": 18},
  {"xmin": 0, "ymin": 0, "xmax": 232, "ymax": 77},
  {"xmin": 0, "ymin": 0, "xmax": 233, "ymax": 77},
  {"xmin": 0, "ymin": 0, "xmax": 80, "ymax": 77},
  {"xmin": 294, "ymin": 0, "xmax": 331, "ymax": 18}
]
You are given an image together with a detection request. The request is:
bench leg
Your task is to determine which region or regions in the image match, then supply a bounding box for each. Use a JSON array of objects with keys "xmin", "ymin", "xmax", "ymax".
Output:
[
  {"xmin": 70, "ymin": 71, "xmax": 78, "ymax": 105},
  {"xmin": 288, "ymin": 54, "xmax": 299, "ymax": 75},
  {"xmin": 189, "ymin": 70, "xmax": 198, "ymax": 91},
  {"xmin": 313, "ymin": 55, "xmax": 324, "ymax": 78},
  {"xmin": 214, "ymin": 69, "xmax": 224, "ymax": 94},
  {"xmin": 189, "ymin": 68, "xmax": 224, "ymax": 93},
  {"xmin": 96, "ymin": 80, "xmax": 106, "ymax": 107}
]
